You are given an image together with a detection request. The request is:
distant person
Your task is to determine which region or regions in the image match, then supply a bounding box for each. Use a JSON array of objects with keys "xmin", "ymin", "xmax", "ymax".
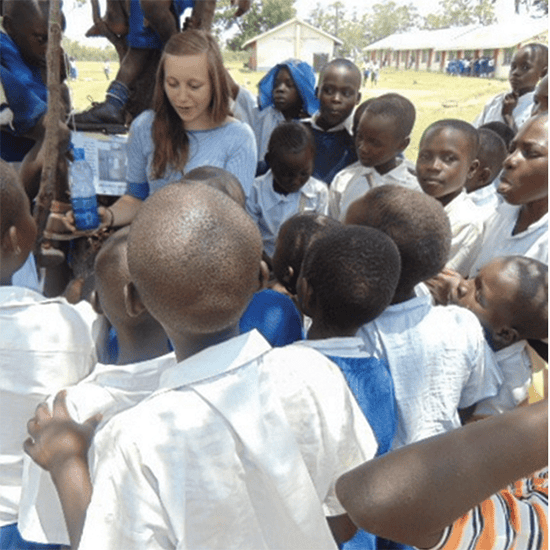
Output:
[
  {"xmin": 474, "ymin": 43, "xmax": 548, "ymax": 131},
  {"xmin": 103, "ymin": 60, "xmax": 111, "ymax": 80},
  {"xmin": 532, "ymin": 74, "xmax": 548, "ymax": 116}
]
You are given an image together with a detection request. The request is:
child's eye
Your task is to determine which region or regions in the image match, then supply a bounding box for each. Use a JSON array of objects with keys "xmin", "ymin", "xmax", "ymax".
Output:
[
  {"xmin": 442, "ymin": 155, "xmax": 457, "ymax": 163},
  {"xmin": 322, "ymin": 86, "xmax": 335, "ymax": 95}
]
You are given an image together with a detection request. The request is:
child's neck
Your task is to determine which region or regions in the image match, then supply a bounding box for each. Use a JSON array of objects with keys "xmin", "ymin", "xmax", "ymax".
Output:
[
  {"xmin": 513, "ymin": 85, "xmax": 536, "ymax": 98},
  {"xmin": 436, "ymin": 188, "xmax": 462, "ymax": 207},
  {"xmin": 171, "ymin": 325, "xmax": 241, "ymax": 363},
  {"xmin": 115, "ymin": 322, "xmax": 171, "ymax": 365},
  {"xmin": 307, "ymin": 318, "xmax": 357, "ymax": 340},
  {"xmin": 390, "ymin": 287, "xmax": 416, "ymax": 305},
  {"xmin": 514, "ymin": 198, "xmax": 548, "ymax": 235},
  {"xmin": 280, "ymin": 104, "xmax": 302, "ymax": 121},
  {"xmin": 373, "ymin": 156, "xmax": 401, "ymax": 176}
]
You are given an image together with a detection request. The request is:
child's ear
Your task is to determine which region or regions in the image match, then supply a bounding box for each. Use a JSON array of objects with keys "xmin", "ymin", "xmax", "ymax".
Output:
[
  {"xmin": 399, "ymin": 135, "xmax": 411, "ymax": 153},
  {"xmin": 90, "ymin": 290, "xmax": 104, "ymax": 316},
  {"xmin": 355, "ymin": 91, "xmax": 362, "ymax": 105},
  {"xmin": 281, "ymin": 265, "xmax": 294, "ymax": 285},
  {"xmin": 467, "ymin": 159, "xmax": 480, "ymax": 180},
  {"xmin": 477, "ymin": 166, "xmax": 493, "ymax": 186},
  {"xmin": 258, "ymin": 260, "xmax": 270, "ymax": 291},
  {"xmin": 123, "ymin": 281, "xmax": 147, "ymax": 318},
  {"xmin": 296, "ymin": 276, "xmax": 315, "ymax": 316},
  {"xmin": 541, "ymin": 65, "xmax": 548, "ymax": 78},
  {"xmin": 494, "ymin": 326, "xmax": 520, "ymax": 348},
  {"xmin": 2, "ymin": 225, "xmax": 21, "ymax": 256}
]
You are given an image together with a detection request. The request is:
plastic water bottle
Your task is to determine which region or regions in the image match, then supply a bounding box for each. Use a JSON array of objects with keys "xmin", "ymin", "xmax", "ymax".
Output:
[{"xmin": 69, "ymin": 147, "xmax": 100, "ymax": 230}]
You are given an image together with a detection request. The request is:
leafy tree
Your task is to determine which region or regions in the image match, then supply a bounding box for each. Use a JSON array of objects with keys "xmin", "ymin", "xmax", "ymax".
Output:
[
  {"xmin": 424, "ymin": 0, "xmax": 496, "ymax": 28},
  {"xmin": 213, "ymin": 0, "xmax": 296, "ymax": 51}
]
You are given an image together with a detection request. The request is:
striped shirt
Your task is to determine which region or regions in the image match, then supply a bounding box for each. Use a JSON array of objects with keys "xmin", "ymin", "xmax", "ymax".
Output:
[{"xmin": 429, "ymin": 469, "xmax": 548, "ymax": 550}]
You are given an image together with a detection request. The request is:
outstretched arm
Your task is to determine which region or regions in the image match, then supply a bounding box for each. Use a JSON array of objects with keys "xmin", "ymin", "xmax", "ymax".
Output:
[
  {"xmin": 336, "ymin": 400, "xmax": 548, "ymax": 549},
  {"xmin": 24, "ymin": 391, "xmax": 102, "ymax": 550}
]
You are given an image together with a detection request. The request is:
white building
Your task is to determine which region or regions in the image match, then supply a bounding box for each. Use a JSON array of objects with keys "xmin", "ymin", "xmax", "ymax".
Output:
[
  {"xmin": 364, "ymin": 16, "xmax": 548, "ymax": 79},
  {"xmin": 242, "ymin": 18, "xmax": 343, "ymax": 71}
]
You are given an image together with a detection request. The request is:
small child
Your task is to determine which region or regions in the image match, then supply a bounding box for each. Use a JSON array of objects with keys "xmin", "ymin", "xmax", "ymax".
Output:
[
  {"xmin": 0, "ymin": 160, "xmax": 95, "ymax": 549},
  {"xmin": 297, "ymin": 224, "xmax": 401, "ymax": 550},
  {"xmin": 272, "ymin": 212, "xmax": 340, "ymax": 296},
  {"xmin": 25, "ymin": 182, "xmax": 378, "ymax": 549},
  {"xmin": 466, "ymin": 127, "xmax": 508, "ymax": 217},
  {"xmin": 229, "ymin": 58, "xmax": 319, "ymax": 172},
  {"xmin": 330, "ymin": 93, "xmax": 420, "ymax": 221},
  {"xmin": 303, "ymin": 58, "xmax": 362, "ymax": 184},
  {"xmin": 416, "ymin": 119, "xmax": 484, "ymax": 276},
  {"xmin": 434, "ymin": 255, "xmax": 548, "ymax": 418},
  {"xmin": 474, "ymin": 43, "xmax": 548, "ymax": 131},
  {"xmin": 246, "ymin": 121, "xmax": 329, "ymax": 259},
  {"xmin": 345, "ymin": 185, "xmax": 502, "ymax": 449},
  {"xmin": 468, "ymin": 113, "xmax": 548, "ymax": 276}
]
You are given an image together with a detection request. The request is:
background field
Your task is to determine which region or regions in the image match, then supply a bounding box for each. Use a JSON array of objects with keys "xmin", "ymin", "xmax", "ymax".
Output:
[{"xmin": 68, "ymin": 59, "xmax": 511, "ymax": 161}]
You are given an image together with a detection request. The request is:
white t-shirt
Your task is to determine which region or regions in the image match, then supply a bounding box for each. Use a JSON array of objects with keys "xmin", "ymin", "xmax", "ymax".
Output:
[
  {"xmin": 357, "ymin": 295, "xmax": 502, "ymax": 449},
  {"xmin": 18, "ymin": 353, "xmax": 177, "ymax": 545},
  {"xmin": 77, "ymin": 331, "xmax": 378, "ymax": 550},
  {"xmin": 329, "ymin": 159, "xmax": 420, "ymax": 221},
  {"xmin": 468, "ymin": 201, "xmax": 548, "ymax": 277},
  {"xmin": 246, "ymin": 170, "xmax": 329, "ymax": 257},
  {"xmin": 473, "ymin": 90, "xmax": 535, "ymax": 129},
  {"xmin": 0, "ymin": 286, "xmax": 96, "ymax": 527},
  {"xmin": 444, "ymin": 191, "xmax": 485, "ymax": 276}
]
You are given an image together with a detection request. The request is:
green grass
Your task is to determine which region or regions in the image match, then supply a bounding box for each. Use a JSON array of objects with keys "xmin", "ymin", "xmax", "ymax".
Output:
[{"xmin": 68, "ymin": 60, "xmax": 510, "ymax": 162}]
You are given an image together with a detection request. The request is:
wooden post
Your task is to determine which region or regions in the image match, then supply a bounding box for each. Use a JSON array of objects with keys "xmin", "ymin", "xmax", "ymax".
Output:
[{"xmin": 33, "ymin": 0, "xmax": 62, "ymax": 243}]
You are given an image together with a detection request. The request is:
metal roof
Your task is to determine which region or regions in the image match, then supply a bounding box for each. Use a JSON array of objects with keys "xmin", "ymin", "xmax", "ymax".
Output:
[{"xmin": 365, "ymin": 16, "xmax": 548, "ymax": 51}]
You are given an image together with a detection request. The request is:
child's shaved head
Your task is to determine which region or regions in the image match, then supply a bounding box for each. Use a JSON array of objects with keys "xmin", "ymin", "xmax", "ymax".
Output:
[
  {"xmin": 127, "ymin": 183, "xmax": 262, "ymax": 337},
  {"xmin": 183, "ymin": 166, "xmax": 245, "ymax": 208},
  {"xmin": 346, "ymin": 185, "xmax": 451, "ymax": 302},
  {"xmin": 523, "ymin": 43, "xmax": 548, "ymax": 73},
  {"xmin": 364, "ymin": 93, "xmax": 416, "ymax": 140},
  {"xmin": 466, "ymin": 128, "xmax": 508, "ymax": 193},
  {"xmin": 301, "ymin": 225, "xmax": 401, "ymax": 331},
  {"xmin": 421, "ymin": 119, "xmax": 479, "ymax": 162},
  {"xmin": 272, "ymin": 212, "xmax": 340, "ymax": 295}
]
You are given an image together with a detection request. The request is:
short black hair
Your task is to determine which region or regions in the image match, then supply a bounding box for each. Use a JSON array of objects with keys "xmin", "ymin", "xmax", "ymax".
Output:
[
  {"xmin": 267, "ymin": 121, "xmax": 315, "ymax": 158},
  {"xmin": 320, "ymin": 58, "xmax": 362, "ymax": 87},
  {"xmin": 183, "ymin": 166, "xmax": 245, "ymax": 208},
  {"xmin": 477, "ymin": 128, "xmax": 507, "ymax": 181},
  {"xmin": 364, "ymin": 93, "xmax": 416, "ymax": 139},
  {"xmin": 479, "ymin": 121, "xmax": 515, "ymax": 150},
  {"xmin": 302, "ymin": 225, "xmax": 400, "ymax": 331},
  {"xmin": 421, "ymin": 119, "xmax": 479, "ymax": 162},
  {"xmin": 522, "ymin": 43, "xmax": 548, "ymax": 71},
  {"xmin": 0, "ymin": 160, "xmax": 26, "ymax": 239},
  {"xmin": 352, "ymin": 98, "xmax": 374, "ymax": 137},
  {"xmin": 272, "ymin": 212, "xmax": 340, "ymax": 295},
  {"xmin": 345, "ymin": 185, "xmax": 451, "ymax": 299}
]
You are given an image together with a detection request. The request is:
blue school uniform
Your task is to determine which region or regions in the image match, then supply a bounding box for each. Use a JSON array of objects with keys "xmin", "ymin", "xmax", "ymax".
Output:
[
  {"xmin": 0, "ymin": 524, "xmax": 61, "ymax": 550},
  {"xmin": 0, "ymin": 29, "xmax": 47, "ymax": 162}
]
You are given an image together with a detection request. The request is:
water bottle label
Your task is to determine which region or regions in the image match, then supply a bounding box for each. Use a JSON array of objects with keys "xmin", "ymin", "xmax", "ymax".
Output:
[{"xmin": 72, "ymin": 196, "xmax": 100, "ymax": 230}]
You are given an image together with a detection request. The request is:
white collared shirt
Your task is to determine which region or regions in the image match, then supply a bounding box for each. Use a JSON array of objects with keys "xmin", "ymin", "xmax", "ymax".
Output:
[
  {"xmin": 298, "ymin": 336, "xmax": 370, "ymax": 358},
  {"xmin": 329, "ymin": 159, "xmax": 420, "ymax": 221},
  {"xmin": 18, "ymin": 353, "xmax": 177, "ymax": 545},
  {"xmin": 307, "ymin": 110, "xmax": 354, "ymax": 134},
  {"xmin": 0, "ymin": 286, "xmax": 96, "ymax": 527},
  {"xmin": 357, "ymin": 295, "xmax": 502, "ymax": 449},
  {"xmin": 444, "ymin": 191, "xmax": 485, "ymax": 276},
  {"xmin": 468, "ymin": 201, "xmax": 548, "ymax": 277},
  {"xmin": 77, "ymin": 331, "xmax": 377, "ymax": 550},
  {"xmin": 246, "ymin": 170, "xmax": 329, "ymax": 257},
  {"xmin": 473, "ymin": 91, "xmax": 535, "ymax": 129}
]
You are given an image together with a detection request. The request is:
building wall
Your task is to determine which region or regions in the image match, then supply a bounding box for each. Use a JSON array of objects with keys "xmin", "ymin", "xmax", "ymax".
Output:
[{"xmin": 253, "ymin": 22, "xmax": 335, "ymax": 70}]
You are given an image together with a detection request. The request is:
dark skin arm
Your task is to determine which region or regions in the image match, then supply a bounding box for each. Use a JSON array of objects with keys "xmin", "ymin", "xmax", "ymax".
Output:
[
  {"xmin": 24, "ymin": 391, "xmax": 102, "ymax": 550},
  {"xmin": 336, "ymin": 400, "xmax": 548, "ymax": 549}
]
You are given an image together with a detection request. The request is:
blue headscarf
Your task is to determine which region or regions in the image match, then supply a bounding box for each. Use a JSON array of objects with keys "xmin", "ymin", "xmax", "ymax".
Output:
[{"xmin": 258, "ymin": 59, "xmax": 319, "ymax": 116}]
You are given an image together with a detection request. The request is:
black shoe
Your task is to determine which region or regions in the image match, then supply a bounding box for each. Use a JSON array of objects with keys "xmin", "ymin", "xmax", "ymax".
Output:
[{"xmin": 70, "ymin": 101, "xmax": 127, "ymax": 134}]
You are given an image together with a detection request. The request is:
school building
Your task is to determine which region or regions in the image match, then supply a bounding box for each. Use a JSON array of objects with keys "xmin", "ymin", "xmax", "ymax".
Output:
[
  {"xmin": 363, "ymin": 16, "xmax": 548, "ymax": 79},
  {"xmin": 242, "ymin": 17, "xmax": 343, "ymax": 72}
]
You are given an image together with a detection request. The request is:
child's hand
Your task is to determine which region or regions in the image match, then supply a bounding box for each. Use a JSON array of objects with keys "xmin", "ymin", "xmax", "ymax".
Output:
[
  {"xmin": 24, "ymin": 390, "xmax": 102, "ymax": 475},
  {"xmin": 231, "ymin": 0, "xmax": 251, "ymax": 17},
  {"xmin": 424, "ymin": 268, "xmax": 462, "ymax": 306},
  {"xmin": 502, "ymin": 92, "xmax": 519, "ymax": 116}
]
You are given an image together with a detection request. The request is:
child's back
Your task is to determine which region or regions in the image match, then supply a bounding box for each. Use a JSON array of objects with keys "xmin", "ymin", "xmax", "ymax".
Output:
[{"xmin": 346, "ymin": 185, "xmax": 502, "ymax": 448}]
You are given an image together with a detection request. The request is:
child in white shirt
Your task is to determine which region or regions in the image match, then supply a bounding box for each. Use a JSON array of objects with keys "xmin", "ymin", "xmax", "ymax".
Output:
[{"xmin": 246, "ymin": 121, "xmax": 328, "ymax": 259}]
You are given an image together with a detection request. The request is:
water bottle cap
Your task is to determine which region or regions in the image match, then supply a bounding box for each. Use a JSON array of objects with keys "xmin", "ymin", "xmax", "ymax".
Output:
[{"xmin": 73, "ymin": 147, "xmax": 85, "ymax": 160}]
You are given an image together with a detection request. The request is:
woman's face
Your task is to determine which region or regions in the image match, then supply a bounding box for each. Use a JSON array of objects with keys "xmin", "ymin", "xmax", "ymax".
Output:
[{"xmin": 163, "ymin": 52, "xmax": 213, "ymax": 130}]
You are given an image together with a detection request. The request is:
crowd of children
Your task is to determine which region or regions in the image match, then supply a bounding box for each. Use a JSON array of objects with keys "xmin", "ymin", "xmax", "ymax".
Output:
[{"xmin": 1, "ymin": 1, "xmax": 548, "ymax": 548}]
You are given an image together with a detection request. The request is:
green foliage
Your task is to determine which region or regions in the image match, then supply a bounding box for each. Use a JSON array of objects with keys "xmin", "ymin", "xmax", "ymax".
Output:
[
  {"xmin": 62, "ymin": 37, "xmax": 118, "ymax": 62},
  {"xmin": 213, "ymin": 0, "xmax": 296, "ymax": 51},
  {"xmin": 423, "ymin": 0, "xmax": 496, "ymax": 28}
]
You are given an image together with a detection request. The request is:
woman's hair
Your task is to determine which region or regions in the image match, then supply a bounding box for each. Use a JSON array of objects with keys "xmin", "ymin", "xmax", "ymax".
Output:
[{"xmin": 151, "ymin": 30, "xmax": 230, "ymax": 180}]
